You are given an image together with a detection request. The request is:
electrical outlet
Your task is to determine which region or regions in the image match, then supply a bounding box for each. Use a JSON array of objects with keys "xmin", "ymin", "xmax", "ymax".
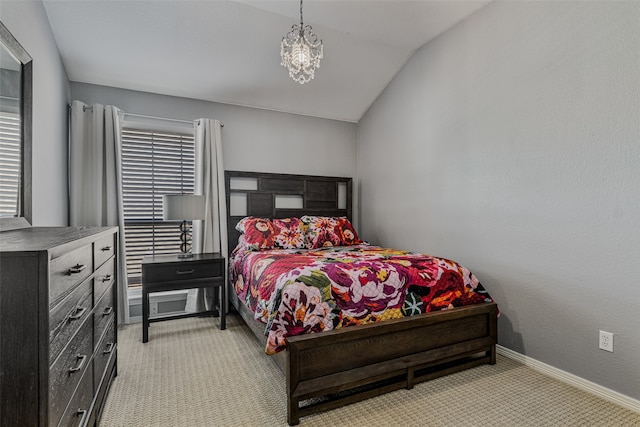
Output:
[
  {"xmin": 599, "ymin": 330, "xmax": 614, "ymax": 352},
  {"xmin": 151, "ymin": 302, "xmax": 159, "ymax": 315}
]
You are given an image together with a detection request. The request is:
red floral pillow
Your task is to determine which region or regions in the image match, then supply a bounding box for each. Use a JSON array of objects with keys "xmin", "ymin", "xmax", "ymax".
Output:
[
  {"xmin": 272, "ymin": 218, "xmax": 306, "ymax": 249},
  {"xmin": 235, "ymin": 217, "xmax": 278, "ymax": 250},
  {"xmin": 335, "ymin": 217, "xmax": 363, "ymax": 246}
]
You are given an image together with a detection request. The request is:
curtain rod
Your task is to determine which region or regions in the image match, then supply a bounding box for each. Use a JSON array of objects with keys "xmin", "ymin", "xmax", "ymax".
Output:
[
  {"xmin": 67, "ymin": 104, "xmax": 224, "ymax": 127},
  {"xmin": 125, "ymin": 111, "xmax": 225, "ymax": 128}
]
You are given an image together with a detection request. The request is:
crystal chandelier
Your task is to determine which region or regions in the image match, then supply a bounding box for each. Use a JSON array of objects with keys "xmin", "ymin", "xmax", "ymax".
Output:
[{"xmin": 280, "ymin": 0, "xmax": 323, "ymax": 84}]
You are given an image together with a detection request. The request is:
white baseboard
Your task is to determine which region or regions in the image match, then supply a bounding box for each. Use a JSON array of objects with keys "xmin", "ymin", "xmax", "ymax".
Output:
[{"xmin": 497, "ymin": 345, "xmax": 640, "ymax": 413}]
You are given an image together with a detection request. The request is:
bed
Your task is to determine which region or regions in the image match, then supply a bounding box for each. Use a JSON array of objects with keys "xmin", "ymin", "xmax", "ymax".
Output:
[{"xmin": 225, "ymin": 171, "xmax": 498, "ymax": 425}]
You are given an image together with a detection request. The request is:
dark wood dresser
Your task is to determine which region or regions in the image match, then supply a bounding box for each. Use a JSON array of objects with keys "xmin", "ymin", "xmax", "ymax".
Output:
[{"xmin": 0, "ymin": 226, "xmax": 118, "ymax": 427}]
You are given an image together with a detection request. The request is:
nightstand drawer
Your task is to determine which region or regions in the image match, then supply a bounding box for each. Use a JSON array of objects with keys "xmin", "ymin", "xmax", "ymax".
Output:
[{"xmin": 143, "ymin": 260, "xmax": 222, "ymax": 283}]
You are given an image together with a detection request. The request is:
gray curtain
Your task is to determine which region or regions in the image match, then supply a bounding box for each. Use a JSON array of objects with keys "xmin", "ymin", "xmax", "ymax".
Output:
[
  {"xmin": 69, "ymin": 100, "xmax": 130, "ymax": 325},
  {"xmin": 187, "ymin": 118, "xmax": 227, "ymax": 313}
]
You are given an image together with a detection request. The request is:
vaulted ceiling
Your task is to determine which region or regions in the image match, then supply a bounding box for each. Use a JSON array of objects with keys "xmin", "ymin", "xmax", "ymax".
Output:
[{"xmin": 43, "ymin": 0, "xmax": 489, "ymax": 122}]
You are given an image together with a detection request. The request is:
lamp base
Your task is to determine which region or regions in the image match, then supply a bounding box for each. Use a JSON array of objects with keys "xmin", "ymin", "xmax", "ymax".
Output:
[
  {"xmin": 177, "ymin": 252, "xmax": 194, "ymax": 259},
  {"xmin": 178, "ymin": 220, "xmax": 192, "ymax": 257}
]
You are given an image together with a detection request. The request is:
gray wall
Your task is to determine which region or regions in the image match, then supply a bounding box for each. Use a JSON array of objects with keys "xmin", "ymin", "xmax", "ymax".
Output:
[
  {"xmin": 1, "ymin": 0, "xmax": 70, "ymax": 225},
  {"xmin": 71, "ymin": 83, "xmax": 357, "ymax": 179},
  {"xmin": 3, "ymin": 0, "xmax": 637, "ymax": 401},
  {"xmin": 357, "ymin": 1, "xmax": 640, "ymax": 400}
]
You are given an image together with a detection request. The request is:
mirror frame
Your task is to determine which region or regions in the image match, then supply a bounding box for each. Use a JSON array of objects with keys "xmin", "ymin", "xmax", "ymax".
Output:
[{"xmin": 0, "ymin": 21, "xmax": 32, "ymax": 231}]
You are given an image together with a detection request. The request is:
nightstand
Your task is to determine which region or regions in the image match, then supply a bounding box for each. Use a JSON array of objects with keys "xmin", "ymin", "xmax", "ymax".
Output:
[{"xmin": 141, "ymin": 252, "xmax": 225, "ymax": 343}]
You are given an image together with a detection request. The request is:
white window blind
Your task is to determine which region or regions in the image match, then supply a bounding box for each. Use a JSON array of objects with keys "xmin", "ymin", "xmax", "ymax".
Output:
[
  {"xmin": 0, "ymin": 112, "xmax": 21, "ymax": 217},
  {"xmin": 121, "ymin": 127, "xmax": 195, "ymax": 286}
]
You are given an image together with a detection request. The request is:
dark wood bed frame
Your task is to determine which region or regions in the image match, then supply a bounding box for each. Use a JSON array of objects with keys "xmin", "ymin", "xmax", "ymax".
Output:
[{"xmin": 225, "ymin": 170, "xmax": 498, "ymax": 425}]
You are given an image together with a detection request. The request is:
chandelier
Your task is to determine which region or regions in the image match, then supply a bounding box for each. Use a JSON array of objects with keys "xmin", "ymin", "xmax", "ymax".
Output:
[{"xmin": 280, "ymin": 0, "xmax": 323, "ymax": 84}]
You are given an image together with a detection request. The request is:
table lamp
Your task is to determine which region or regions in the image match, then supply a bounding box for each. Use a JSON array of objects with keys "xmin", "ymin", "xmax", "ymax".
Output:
[{"xmin": 162, "ymin": 194, "xmax": 205, "ymax": 258}]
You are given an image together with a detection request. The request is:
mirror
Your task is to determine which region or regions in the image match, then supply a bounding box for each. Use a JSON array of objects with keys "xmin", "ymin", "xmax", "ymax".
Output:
[{"xmin": 0, "ymin": 21, "xmax": 32, "ymax": 231}]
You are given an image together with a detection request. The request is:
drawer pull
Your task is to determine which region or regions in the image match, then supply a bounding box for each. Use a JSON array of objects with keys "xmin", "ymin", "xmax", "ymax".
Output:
[
  {"xmin": 102, "ymin": 306, "xmax": 114, "ymax": 316},
  {"xmin": 76, "ymin": 409, "xmax": 89, "ymax": 427},
  {"xmin": 103, "ymin": 342, "xmax": 115, "ymax": 354},
  {"xmin": 176, "ymin": 269, "xmax": 195, "ymax": 275},
  {"xmin": 68, "ymin": 354, "xmax": 87, "ymax": 374},
  {"xmin": 101, "ymin": 246, "xmax": 112, "ymax": 251},
  {"xmin": 68, "ymin": 264, "xmax": 86, "ymax": 274},
  {"xmin": 102, "ymin": 274, "xmax": 112, "ymax": 282},
  {"xmin": 68, "ymin": 306, "xmax": 87, "ymax": 321}
]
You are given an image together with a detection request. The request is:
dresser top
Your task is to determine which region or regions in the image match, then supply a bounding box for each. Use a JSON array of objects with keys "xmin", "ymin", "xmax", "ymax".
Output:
[{"xmin": 0, "ymin": 226, "xmax": 117, "ymax": 256}]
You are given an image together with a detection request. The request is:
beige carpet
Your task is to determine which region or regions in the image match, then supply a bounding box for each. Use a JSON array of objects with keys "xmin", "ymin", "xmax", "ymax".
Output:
[{"xmin": 100, "ymin": 315, "xmax": 640, "ymax": 427}]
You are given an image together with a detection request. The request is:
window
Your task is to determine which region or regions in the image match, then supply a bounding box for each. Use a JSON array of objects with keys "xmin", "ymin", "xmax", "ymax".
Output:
[
  {"xmin": 121, "ymin": 127, "xmax": 195, "ymax": 287},
  {"xmin": 0, "ymin": 112, "xmax": 21, "ymax": 217}
]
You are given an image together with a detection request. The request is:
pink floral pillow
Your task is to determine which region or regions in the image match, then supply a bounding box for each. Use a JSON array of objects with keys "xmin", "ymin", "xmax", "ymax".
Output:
[
  {"xmin": 301, "ymin": 216, "xmax": 361, "ymax": 249},
  {"xmin": 272, "ymin": 218, "xmax": 306, "ymax": 249},
  {"xmin": 300, "ymin": 216, "xmax": 339, "ymax": 248},
  {"xmin": 235, "ymin": 217, "xmax": 278, "ymax": 250}
]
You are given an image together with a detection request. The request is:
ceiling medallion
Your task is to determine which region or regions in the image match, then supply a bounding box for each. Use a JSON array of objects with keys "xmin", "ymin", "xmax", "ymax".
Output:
[{"xmin": 280, "ymin": 0, "xmax": 323, "ymax": 84}]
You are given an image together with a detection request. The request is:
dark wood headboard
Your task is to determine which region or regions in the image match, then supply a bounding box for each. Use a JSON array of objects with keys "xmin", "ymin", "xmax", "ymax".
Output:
[{"xmin": 225, "ymin": 171, "xmax": 352, "ymax": 255}]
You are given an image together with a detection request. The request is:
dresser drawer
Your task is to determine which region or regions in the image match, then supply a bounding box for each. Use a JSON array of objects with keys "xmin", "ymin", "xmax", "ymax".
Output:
[
  {"xmin": 50, "ymin": 244, "xmax": 93, "ymax": 307},
  {"xmin": 94, "ymin": 322, "xmax": 116, "ymax": 393},
  {"xmin": 143, "ymin": 260, "xmax": 222, "ymax": 284},
  {"xmin": 94, "ymin": 284, "xmax": 115, "ymax": 348},
  {"xmin": 56, "ymin": 365, "xmax": 93, "ymax": 427},
  {"xmin": 94, "ymin": 233, "xmax": 115, "ymax": 270},
  {"xmin": 93, "ymin": 330, "xmax": 117, "ymax": 423},
  {"xmin": 94, "ymin": 257, "xmax": 115, "ymax": 303},
  {"xmin": 49, "ymin": 279, "xmax": 93, "ymax": 364},
  {"xmin": 49, "ymin": 318, "xmax": 93, "ymax": 424}
]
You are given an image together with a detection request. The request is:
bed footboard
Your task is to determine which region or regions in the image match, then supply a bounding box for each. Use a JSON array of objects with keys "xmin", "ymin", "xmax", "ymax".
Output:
[
  {"xmin": 229, "ymin": 277, "xmax": 497, "ymax": 425},
  {"xmin": 285, "ymin": 302, "xmax": 498, "ymax": 425}
]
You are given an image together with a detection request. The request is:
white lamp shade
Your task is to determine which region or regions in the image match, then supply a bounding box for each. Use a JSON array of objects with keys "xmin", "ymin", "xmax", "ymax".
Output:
[{"xmin": 162, "ymin": 194, "xmax": 205, "ymax": 221}]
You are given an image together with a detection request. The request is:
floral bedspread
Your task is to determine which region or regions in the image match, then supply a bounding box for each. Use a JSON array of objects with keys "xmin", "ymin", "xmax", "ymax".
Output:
[{"xmin": 230, "ymin": 244, "xmax": 495, "ymax": 354}]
